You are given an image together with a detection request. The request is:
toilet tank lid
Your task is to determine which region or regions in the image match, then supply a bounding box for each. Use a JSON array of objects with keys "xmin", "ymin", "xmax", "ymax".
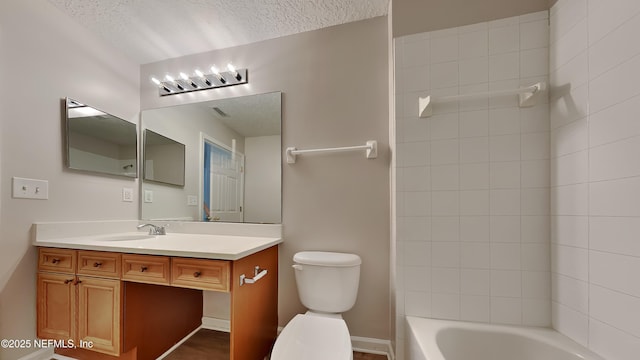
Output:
[{"xmin": 294, "ymin": 251, "xmax": 361, "ymax": 267}]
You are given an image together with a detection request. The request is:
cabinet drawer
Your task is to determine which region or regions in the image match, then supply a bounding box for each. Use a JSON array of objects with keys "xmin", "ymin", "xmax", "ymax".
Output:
[
  {"xmin": 39, "ymin": 248, "xmax": 76, "ymax": 274},
  {"xmin": 121, "ymin": 254, "xmax": 170, "ymax": 285},
  {"xmin": 77, "ymin": 251, "xmax": 121, "ymax": 278},
  {"xmin": 171, "ymin": 258, "xmax": 230, "ymax": 292}
]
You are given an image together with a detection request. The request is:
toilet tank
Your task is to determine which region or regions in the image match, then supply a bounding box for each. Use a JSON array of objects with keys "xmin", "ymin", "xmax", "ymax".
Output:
[{"xmin": 293, "ymin": 251, "xmax": 361, "ymax": 313}]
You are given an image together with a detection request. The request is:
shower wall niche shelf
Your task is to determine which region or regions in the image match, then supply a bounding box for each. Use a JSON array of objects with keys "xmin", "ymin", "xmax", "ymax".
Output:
[{"xmin": 418, "ymin": 81, "xmax": 546, "ymax": 118}]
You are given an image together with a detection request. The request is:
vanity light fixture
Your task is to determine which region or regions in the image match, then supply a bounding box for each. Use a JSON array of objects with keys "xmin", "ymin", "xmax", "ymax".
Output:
[
  {"xmin": 151, "ymin": 64, "xmax": 248, "ymax": 96},
  {"xmin": 227, "ymin": 63, "xmax": 242, "ymax": 81},
  {"xmin": 165, "ymin": 74, "xmax": 184, "ymax": 91},
  {"xmin": 210, "ymin": 66, "xmax": 226, "ymax": 84},
  {"xmin": 151, "ymin": 77, "xmax": 172, "ymax": 93},
  {"xmin": 180, "ymin": 72, "xmax": 198, "ymax": 89}
]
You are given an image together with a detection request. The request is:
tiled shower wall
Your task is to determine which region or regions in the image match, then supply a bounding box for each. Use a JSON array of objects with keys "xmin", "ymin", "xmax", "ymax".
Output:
[
  {"xmin": 394, "ymin": 11, "xmax": 551, "ymax": 355},
  {"xmin": 550, "ymin": 0, "xmax": 640, "ymax": 358}
]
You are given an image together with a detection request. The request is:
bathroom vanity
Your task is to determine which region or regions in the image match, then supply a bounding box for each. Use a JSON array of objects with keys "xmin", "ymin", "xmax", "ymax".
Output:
[{"xmin": 33, "ymin": 222, "xmax": 282, "ymax": 360}]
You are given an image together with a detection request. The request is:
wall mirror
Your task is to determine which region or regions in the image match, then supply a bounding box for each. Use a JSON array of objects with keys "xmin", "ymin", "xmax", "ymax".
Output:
[
  {"xmin": 65, "ymin": 98, "xmax": 137, "ymax": 178},
  {"xmin": 143, "ymin": 129, "xmax": 186, "ymax": 186},
  {"xmin": 141, "ymin": 92, "xmax": 282, "ymax": 223}
]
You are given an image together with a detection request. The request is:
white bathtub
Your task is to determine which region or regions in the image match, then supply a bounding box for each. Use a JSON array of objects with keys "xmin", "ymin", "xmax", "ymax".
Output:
[{"xmin": 405, "ymin": 316, "xmax": 605, "ymax": 360}]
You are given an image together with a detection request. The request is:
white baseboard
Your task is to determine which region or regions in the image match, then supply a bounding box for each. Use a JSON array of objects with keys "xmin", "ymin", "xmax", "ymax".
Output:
[
  {"xmin": 155, "ymin": 326, "xmax": 202, "ymax": 360},
  {"xmin": 201, "ymin": 316, "xmax": 231, "ymax": 332},
  {"xmin": 18, "ymin": 347, "xmax": 76, "ymax": 360},
  {"xmin": 351, "ymin": 336, "xmax": 395, "ymax": 360}
]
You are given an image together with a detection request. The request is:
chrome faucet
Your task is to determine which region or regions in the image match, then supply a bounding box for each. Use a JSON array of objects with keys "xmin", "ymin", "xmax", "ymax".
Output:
[{"xmin": 137, "ymin": 223, "xmax": 166, "ymax": 235}]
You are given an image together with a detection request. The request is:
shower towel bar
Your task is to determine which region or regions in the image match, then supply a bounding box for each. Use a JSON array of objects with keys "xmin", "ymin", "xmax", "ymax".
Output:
[
  {"xmin": 419, "ymin": 81, "xmax": 546, "ymax": 118},
  {"xmin": 286, "ymin": 140, "xmax": 377, "ymax": 164}
]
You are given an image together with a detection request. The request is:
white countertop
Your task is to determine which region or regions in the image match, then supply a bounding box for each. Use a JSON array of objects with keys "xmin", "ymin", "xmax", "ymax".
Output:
[
  {"xmin": 34, "ymin": 232, "xmax": 282, "ymax": 260},
  {"xmin": 33, "ymin": 220, "xmax": 282, "ymax": 260}
]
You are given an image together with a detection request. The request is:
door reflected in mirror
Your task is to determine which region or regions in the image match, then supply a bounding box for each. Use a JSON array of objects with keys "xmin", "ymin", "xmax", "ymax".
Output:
[
  {"xmin": 65, "ymin": 98, "xmax": 137, "ymax": 178},
  {"xmin": 141, "ymin": 92, "xmax": 281, "ymax": 224}
]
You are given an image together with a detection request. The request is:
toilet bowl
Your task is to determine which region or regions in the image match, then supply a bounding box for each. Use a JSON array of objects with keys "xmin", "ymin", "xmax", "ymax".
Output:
[{"xmin": 270, "ymin": 251, "xmax": 361, "ymax": 360}]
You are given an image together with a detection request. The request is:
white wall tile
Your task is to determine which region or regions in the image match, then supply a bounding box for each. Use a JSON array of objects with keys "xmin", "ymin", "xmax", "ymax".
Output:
[
  {"xmin": 522, "ymin": 243, "xmax": 550, "ymax": 271},
  {"xmin": 431, "ymin": 139, "xmax": 459, "ymax": 165},
  {"xmin": 590, "ymin": 177, "xmax": 640, "ymax": 216},
  {"xmin": 490, "ymin": 215, "xmax": 521, "ymax": 243},
  {"xmin": 460, "ymin": 110, "xmax": 489, "ymax": 137},
  {"xmin": 521, "ymin": 48, "xmax": 549, "ymax": 78},
  {"xmin": 589, "ymin": 12, "xmax": 640, "ymax": 80},
  {"xmin": 490, "ymin": 162, "xmax": 521, "ymax": 189},
  {"xmin": 404, "ymin": 266, "xmax": 431, "ymax": 292},
  {"xmin": 551, "ymin": 118, "xmax": 588, "ymax": 157},
  {"xmin": 431, "ymin": 164, "xmax": 459, "ymax": 191},
  {"xmin": 491, "ymin": 243, "xmax": 522, "ymax": 270},
  {"xmin": 431, "ymin": 191, "xmax": 459, "ymax": 216},
  {"xmin": 552, "ymin": 244, "xmax": 588, "ymax": 281},
  {"xmin": 397, "ymin": 141, "xmax": 430, "ymax": 167},
  {"xmin": 551, "ymin": 215, "xmax": 588, "ymax": 248},
  {"xmin": 590, "ymin": 251, "xmax": 640, "ymax": 297},
  {"xmin": 523, "ymin": 271, "xmax": 550, "ymax": 298},
  {"xmin": 590, "ymin": 285, "xmax": 640, "ymax": 338},
  {"xmin": 398, "ymin": 216, "xmax": 431, "ymax": 242},
  {"xmin": 459, "ymin": 31, "xmax": 488, "ymax": 59},
  {"xmin": 590, "ymin": 94, "xmax": 640, "ymax": 147},
  {"xmin": 401, "ymin": 166, "xmax": 431, "ymax": 191},
  {"xmin": 460, "ymin": 190, "xmax": 490, "ymax": 215},
  {"xmin": 461, "ymin": 244, "xmax": 491, "ymax": 270},
  {"xmin": 460, "ymin": 137, "xmax": 490, "ymax": 164},
  {"xmin": 432, "ymin": 293, "xmax": 460, "ymax": 319},
  {"xmin": 590, "ymin": 216, "xmax": 640, "ymax": 257},
  {"xmin": 520, "ymin": 104, "xmax": 550, "ymax": 133},
  {"xmin": 402, "ymin": 38, "xmax": 430, "ymax": 68},
  {"xmin": 520, "ymin": 19, "xmax": 549, "ymax": 50},
  {"xmin": 549, "ymin": 84, "xmax": 588, "ymax": 129},
  {"xmin": 521, "ymin": 159, "xmax": 550, "ymax": 188},
  {"xmin": 459, "ymin": 83, "xmax": 490, "ymax": 111},
  {"xmin": 522, "ymin": 132, "xmax": 550, "ymax": 160},
  {"xmin": 432, "ymin": 267, "xmax": 460, "ymax": 292},
  {"xmin": 522, "ymin": 298, "xmax": 551, "ymax": 326},
  {"xmin": 589, "ymin": 51, "xmax": 640, "ymax": 114},
  {"xmin": 589, "ymin": 136, "xmax": 640, "ymax": 181},
  {"xmin": 489, "ymin": 134, "xmax": 521, "ymax": 161},
  {"xmin": 489, "ymin": 25, "xmax": 520, "ymax": 54},
  {"xmin": 461, "ymin": 295, "xmax": 490, "ymax": 322},
  {"xmin": 552, "ymin": 150, "xmax": 588, "ymax": 186},
  {"xmin": 430, "ymin": 61, "xmax": 459, "ymax": 89},
  {"xmin": 460, "ymin": 163, "xmax": 490, "ymax": 190},
  {"xmin": 552, "ymin": 302, "xmax": 589, "ymax": 347},
  {"xmin": 589, "ymin": 319, "xmax": 640, "ymax": 360},
  {"xmin": 521, "ymin": 215, "xmax": 550, "ymax": 243},
  {"xmin": 460, "ymin": 216, "xmax": 490, "ymax": 242},
  {"xmin": 459, "ymin": 57, "xmax": 489, "ymax": 85},
  {"xmin": 431, "ymin": 35, "xmax": 459, "ymax": 63},
  {"xmin": 549, "ymin": 0, "xmax": 587, "ymax": 45},
  {"xmin": 429, "ymin": 112, "xmax": 459, "ymax": 140},
  {"xmin": 489, "ymin": 52, "xmax": 520, "ymax": 81},
  {"xmin": 588, "ymin": 0, "xmax": 640, "ymax": 46},
  {"xmin": 404, "ymin": 191, "xmax": 431, "ymax": 216},
  {"xmin": 405, "ymin": 291, "xmax": 431, "ymax": 317},
  {"xmin": 489, "ymin": 107, "xmax": 520, "ymax": 135},
  {"xmin": 552, "ymin": 273, "xmax": 588, "ymax": 313},
  {"xmin": 404, "ymin": 241, "xmax": 432, "ymax": 266},
  {"xmin": 550, "ymin": 19, "xmax": 588, "ymax": 70},
  {"xmin": 490, "ymin": 189, "xmax": 521, "ymax": 215},
  {"xmin": 521, "ymin": 188, "xmax": 550, "ymax": 216},
  {"xmin": 431, "ymin": 216, "xmax": 459, "ymax": 242},
  {"xmin": 491, "ymin": 296, "xmax": 522, "ymax": 324}
]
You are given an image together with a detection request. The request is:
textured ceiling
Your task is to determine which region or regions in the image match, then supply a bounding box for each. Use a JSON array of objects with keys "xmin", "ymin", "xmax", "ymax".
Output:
[{"xmin": 48, "ymin": 0, "xmax": 389, "ymax": 64}]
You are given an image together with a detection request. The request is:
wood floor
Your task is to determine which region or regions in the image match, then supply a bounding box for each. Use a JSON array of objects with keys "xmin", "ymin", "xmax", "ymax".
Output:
[{"xmin": 163, "ymin": 329, "xmax": 388, "ymax": 360}]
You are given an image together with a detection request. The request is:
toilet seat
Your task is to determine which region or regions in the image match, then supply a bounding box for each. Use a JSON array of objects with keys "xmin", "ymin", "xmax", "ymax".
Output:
[{"xmin": 271, "ymin": 314, "xmax": 353, "ymax": 360}]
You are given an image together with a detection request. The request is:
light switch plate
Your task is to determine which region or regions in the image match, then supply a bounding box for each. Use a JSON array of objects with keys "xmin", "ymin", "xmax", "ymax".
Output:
[
  {"xmin": 12, "ymin": 177, "xmax": 48, "ymax": 200},
  {"xmin": 122, "ymin": 187, "xmax": 133, "ymax": 202},
  {"xmin": 144, "ymin": 190, "xmax": 153, "ymax": 203},
  {"xmin": 187, "ymin": 195, "xmax": 198, "ymax": 206}
]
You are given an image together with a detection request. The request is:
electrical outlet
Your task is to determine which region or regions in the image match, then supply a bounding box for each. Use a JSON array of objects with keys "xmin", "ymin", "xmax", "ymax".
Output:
[
  {"xmin": 144, "ymin": 190, "xmax": 153, "ymax": 203},
  {"xmin": 187, "ymin": 195, "xmax": 198, "ymax": 206},
  {"xmin": 122, "ymin": 187, "xmax": 133, "ymax": 202}
]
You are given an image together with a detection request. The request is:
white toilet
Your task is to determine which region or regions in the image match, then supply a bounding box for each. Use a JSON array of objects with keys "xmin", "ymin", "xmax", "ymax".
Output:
[{"xmin": 271, "ymin": 251, "xmax": 362, "ymax": 360}]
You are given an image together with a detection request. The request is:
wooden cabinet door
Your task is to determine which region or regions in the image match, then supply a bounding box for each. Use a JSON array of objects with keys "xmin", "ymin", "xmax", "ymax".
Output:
[
  {"xmin": 76, "ymin": 276, "xmax": 122, "ymax": 356},
  {"xmin": 37, "ymin": 272, "xmax": 76, "ymax": 341}
]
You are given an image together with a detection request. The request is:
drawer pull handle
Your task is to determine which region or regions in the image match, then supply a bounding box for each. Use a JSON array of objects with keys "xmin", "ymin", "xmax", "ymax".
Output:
[
  {"xmin": 140, "ymin": 266, "xmax": 148, "ymax": 272},
  {"xmin": 52, "ymin": 258, "xmax": 61, "ymax": 264},
  {"xmin": 64, "ymin": 279, "xmax": 73, "ymax": 284},
  {"xmin": 193, "ymin": 271, "xmax": 202, "ymax": 278},
  {"xmin": 93, "ymin": 262, "xmax": 102, "ymax": 268},
  {"xmin": 240, "ymin": 266, "xmax": 268, "ymax": 286}
]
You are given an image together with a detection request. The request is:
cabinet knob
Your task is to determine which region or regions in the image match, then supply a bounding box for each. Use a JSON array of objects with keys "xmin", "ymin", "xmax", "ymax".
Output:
[
  {"xmin": 140, "ymin": 266, "xmax": 148, "ymax": 272},
  {"xmin": 93, "ymin": 262, "xmax": 102, "ymax": 268},
  {"xmin": 52, "ymin": 258, "xmax": 61, "ymax": 264},
  {"xmin": 193, "ymin": 271, "xmax": 201, "ymax": 278},
  {"xmin": 75, "ymin": 279, "xmax": 82, "ymax": 285},
  {"xmin": 64, "ymin": 279, "xmax": 73, "ymax": 284}
]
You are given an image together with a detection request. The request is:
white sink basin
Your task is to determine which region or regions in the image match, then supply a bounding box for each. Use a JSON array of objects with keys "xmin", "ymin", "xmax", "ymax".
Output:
[{"xmin": 95, "ymin": 233, "xmax": 156, "ymax": 241}]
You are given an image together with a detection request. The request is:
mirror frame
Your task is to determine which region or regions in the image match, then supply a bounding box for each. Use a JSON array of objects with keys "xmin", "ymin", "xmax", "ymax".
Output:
[
  {"xmin": 64, "ymin": 97, "xmax": 138, "ymax": 179},
  {"xmin": 142, "ymin": 129, "xmax": 186, "ymax": 187}
]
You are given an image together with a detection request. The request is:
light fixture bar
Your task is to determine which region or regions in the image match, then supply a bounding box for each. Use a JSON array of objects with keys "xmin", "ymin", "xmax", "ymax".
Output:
[{"xmin": 153, "ymin": 68, "xmax": 248, "ymax": 96}]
